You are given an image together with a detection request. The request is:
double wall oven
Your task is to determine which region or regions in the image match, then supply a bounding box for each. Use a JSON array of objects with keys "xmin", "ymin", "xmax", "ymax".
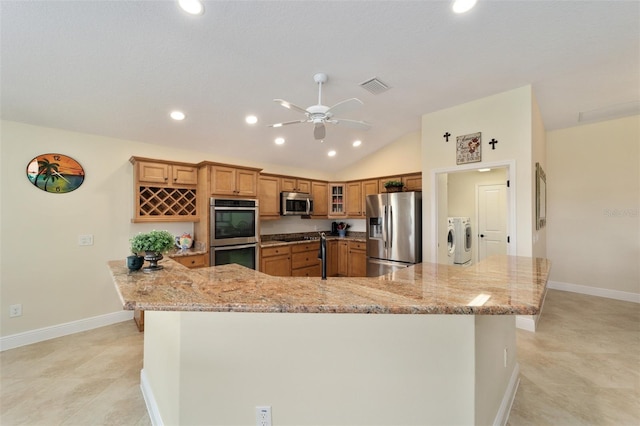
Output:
[{"xmin": 210, "ymin": 198, "xmax": 259, "ymax": 270}]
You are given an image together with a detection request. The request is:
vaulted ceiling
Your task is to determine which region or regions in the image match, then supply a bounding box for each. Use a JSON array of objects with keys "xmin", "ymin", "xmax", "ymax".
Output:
[{"xmin": 2, "ymin": 1, "xmax": 638, "ymax": 172}]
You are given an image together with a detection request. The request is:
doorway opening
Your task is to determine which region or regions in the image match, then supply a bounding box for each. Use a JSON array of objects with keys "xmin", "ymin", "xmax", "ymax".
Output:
[{"xmin": 430, "ymin": 161, "xmax": 516, "ymax": 264}]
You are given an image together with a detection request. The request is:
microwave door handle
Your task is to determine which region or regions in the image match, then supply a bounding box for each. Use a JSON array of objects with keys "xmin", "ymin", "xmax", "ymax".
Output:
[{"xmin": 306, "ymin": 198, "xmax": 311, "ymax": 215}]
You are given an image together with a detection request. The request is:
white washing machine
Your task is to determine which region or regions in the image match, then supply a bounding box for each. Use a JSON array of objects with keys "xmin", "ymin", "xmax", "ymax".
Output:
[
  {"xmin": 452, "ymin": 217, "xmax": 472, "ymax": 265},
  {"xmin": 447, "ymin": 217, "xmax": 456, "ymax": 265}
]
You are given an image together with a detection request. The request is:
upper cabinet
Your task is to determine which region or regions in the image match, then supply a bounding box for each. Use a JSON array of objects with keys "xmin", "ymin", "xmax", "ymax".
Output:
[
  {"xmin": 258, "ymin": 174, "xmax": 281, "ymax": 219},
  {"xmin": 328, "ymin": 183, "xmax": 346, "ymax": 217},
  {"xmin": 130, "ymin": 157, "xmax": 199, "ymax": 223},
  {"xmin": 137, "ymin": 160, "xmax": 198, "ymax": 187},
  {"xmin": 209, "ymin": 164, "xmax": 258, "ymax": 197},
  {"xmin": 345, "ymin": 181, "xmax": 363, "ymax": 217},
  {"xmin": 281, "ymin": 178, "xmax": 311, "ymax": 193},
  {"xmin": 402, "ymin": 173, "xmax": 422, "ymax": 191},
  {"xmin": 311, "ymin": 181, "xmax": 328, "ymax": 217}
]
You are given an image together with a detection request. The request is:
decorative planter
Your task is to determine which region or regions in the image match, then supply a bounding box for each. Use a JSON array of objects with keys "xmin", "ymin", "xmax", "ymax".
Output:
[
  {"xmin": 143, "ymin": 251, "xmax": 164, "ymax": 272},
  {"xmin": 126, "ymin": 255, "xmax": 144, "ymax": 271},
  {"xmin": 385, "ymin": 186, "xmax": 403, "ymax": 193}
]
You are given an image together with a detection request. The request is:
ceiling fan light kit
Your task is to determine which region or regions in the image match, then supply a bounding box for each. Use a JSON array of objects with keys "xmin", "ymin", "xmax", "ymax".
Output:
[{"xmin": 269, "ymin": 72, "xmax": 371, "ymax": 141}]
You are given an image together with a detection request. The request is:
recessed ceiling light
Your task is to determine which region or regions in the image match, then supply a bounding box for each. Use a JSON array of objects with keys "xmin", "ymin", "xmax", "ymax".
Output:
[
  {"xmin": 245, "ymin": 115, "xmax": 258, "ymax": 125},
  {"xmin": 178, "ymin": 0, "xmax": 204, "ymax": 15},
  {"xmin": 328, "ymin": 150, "xmax": 336, "ymax": 157},
  {"xmin": 275, "ymin": 137, "xmax": 285, "ymax": 145},
  {"xmin": 452, "ymin": 0, "xmax": 477, "ymax": 14},
  {"xmin": 170, "ymin": 111, "xmax": 186, "ymax": 121},
  {"xmin": 352, "ymin": 140, "xmax": 362, "ymax": 147}
]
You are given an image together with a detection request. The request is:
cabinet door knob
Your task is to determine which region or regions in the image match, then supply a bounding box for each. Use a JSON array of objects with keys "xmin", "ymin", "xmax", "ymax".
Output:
[{"xmin": 480, "ymin": 234, "xmax": 485, "ymax": 238}]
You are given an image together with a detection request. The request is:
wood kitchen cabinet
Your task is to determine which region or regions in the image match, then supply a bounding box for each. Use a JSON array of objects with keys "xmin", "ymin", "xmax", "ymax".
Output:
[
  {"xmin": 281, "ymin": 177, "xmax": 311, "ymax": 193},
  {"xmin": 348, "ymin": 241, "xmax": 367, "ymax": 277},
  {"xmin": 360, "ymin": 179, "xmax": 379, "ymax": 216},
  {"xmin": 328, "ymin": 183, "xmax": 346, "ymax": 217},
  {"xmin": 209, "ymin": 165, "xmax": 258, "ymax": 197},
  {"xmin": 311, "ymin": 181, "xmax": 328, "ymax": 217},
  {"xmin": 130, "ymin": 157, "xmax": 199, "ymax": 223},
  {"xmin": 337, "ymin": 240, "xmax": 349, "ymax": 276},
  {"xmin": 260, "ymin": 245, "xmax": 291, "ymax": 277},
  {"xmin": 345, "ymin": 181, "xmax": 363, "ymax": 217},
  {"xmin": 258, "ymin": 174, "xmax": 281, "ymax": 218},
  {"xmin": 291, "ymin": 242, "xmax": 321, "ymax": 277},
  {"xmin": 172, "ymin": 253, "xmax": 208, "ymax": 269},
  {"xmin": 327, "ymin": 240, "xmax": 338, "ymax": 276},
  {"xmin": 402, "ymin": 173, "xmax": 422, "ymax": 191}
]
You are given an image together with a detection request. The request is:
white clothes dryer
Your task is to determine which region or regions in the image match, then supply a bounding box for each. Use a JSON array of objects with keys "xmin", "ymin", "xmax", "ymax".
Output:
[
  {"xmin": 452, "ymin": 217, "xmax": 472, "ymax": 265},
  {"xmin": 447, "ymin": 218, "xmax": 456, "ymax": 265}
]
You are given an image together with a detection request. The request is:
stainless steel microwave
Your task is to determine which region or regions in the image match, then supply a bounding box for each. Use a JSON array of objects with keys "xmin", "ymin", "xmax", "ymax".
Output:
[{"xmin": 280, "ymin": 192, "xmax": 314, "ymax": 216}]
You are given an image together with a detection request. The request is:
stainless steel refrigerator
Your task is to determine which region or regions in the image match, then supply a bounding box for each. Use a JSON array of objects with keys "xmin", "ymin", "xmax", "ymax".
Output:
[{"xmin": 366, "ymin": 192, "xmax": 422, "ymax": 277}]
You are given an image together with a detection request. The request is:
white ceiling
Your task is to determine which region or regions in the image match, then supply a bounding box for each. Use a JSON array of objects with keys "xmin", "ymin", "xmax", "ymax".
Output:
[{"xmin": 2, "ymin": 1, "xmax": 638, "ymax": 173}]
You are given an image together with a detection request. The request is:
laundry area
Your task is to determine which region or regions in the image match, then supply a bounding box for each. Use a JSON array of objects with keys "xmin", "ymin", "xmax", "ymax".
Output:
[{"xmin": 439, "ymin": 167, "xmax": 508, "ymax": 266}]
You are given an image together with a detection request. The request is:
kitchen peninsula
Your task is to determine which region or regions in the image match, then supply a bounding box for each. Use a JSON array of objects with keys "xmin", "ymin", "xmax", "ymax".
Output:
[{"xmin": 108, "ymin": 255, "xmax": 550, "ymax": 425}]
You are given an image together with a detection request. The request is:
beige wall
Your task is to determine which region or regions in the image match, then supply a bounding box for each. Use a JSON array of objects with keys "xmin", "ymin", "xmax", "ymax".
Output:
[
  {"xmin": 333, "ymin": 131, "xmax": 421, "ymax": 181},
  {"xmin": 546, "ymin": 115, "xmax": 639, "ymax": 295},
  {"xmin": 422, "ymin": 86, "xmax": 536, "ymax": 262}
]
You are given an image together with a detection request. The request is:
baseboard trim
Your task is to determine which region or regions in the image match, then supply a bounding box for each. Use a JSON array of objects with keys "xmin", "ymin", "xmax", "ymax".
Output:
[
  {"xmin": 494, "ymin": 362, "xmax": 520, "ymax": 426},
  {"xmin": 141, "ymin": 369, "xmax": 164, "ymax": 426},
  {"xmin": 515, "ymin": 315, "xmax": 536, "ymax": 332},
  {"xmin": 548, "ymin": 280, "xmax": 640, "ymax": 303},
  {"xmin": 0, "ymin": 310, "xmax": 134, "ymax": 351}
]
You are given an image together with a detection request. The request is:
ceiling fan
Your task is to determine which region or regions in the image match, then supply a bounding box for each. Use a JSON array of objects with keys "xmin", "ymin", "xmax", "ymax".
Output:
[{"xmin": 268, "ymin": 72, "xmax": 371, "ymax": 140}]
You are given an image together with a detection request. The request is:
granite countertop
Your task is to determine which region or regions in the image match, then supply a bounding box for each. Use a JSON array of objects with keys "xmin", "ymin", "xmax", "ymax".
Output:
[{"xmin": 108, "ymin": 255, "xmax": 550, "ymax": 315}]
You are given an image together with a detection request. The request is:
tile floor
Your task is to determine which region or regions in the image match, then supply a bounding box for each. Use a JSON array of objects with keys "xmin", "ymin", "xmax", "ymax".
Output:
[{"xmin": 1, "ymin": 289, "xmax": 638, "ymax": 425}]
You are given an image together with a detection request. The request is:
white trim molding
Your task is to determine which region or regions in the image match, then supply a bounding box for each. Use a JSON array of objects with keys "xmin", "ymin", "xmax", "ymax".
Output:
[
  {"xmin": 0, "ymin": 310, "xmax": 134, "ymax": 351},
  {"xmin": 141, "ymin": 369, "xmax": 164, "ymax": 426},
  {"xmin": 494, "ymin": 362, "xmax": 520, "ymax": 426},
  {"xmin": 548, "ymin": 281, "xmax": 640, "ymax": 304}
]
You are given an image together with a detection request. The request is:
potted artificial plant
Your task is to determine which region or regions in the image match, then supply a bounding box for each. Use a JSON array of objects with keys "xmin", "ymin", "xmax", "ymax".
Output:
[
  {"xmin": 383, "ymin": 180, "xmax": 404, "ymax": 193},
  {"xmin": 130, "ymin": 230, "xmax": 176, "ymax": 272}
]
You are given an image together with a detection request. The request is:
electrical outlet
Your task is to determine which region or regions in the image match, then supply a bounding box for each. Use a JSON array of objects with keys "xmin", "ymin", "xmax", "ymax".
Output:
[
  {"xmin": 9, "ymin": 304, "xmax": 22, "ymax": 317},
  {"xmin": 78, "ymin": 234, "xmax": 94, "ymax": 246},
  {"xmin": 256, "ymin": 406, "xmax": 272, "ymax": 426}
]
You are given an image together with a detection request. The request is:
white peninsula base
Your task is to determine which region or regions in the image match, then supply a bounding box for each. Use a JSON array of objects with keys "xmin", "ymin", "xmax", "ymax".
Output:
[{"xmin": 140, "ymin": 311, "xmax": 519, "ymax": 426}]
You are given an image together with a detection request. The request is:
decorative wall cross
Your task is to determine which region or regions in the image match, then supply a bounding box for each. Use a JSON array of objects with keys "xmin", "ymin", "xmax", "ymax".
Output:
[
  {"xmin": 443, "ymin": 132, "xmax": 451, "ymax": 142},
  {"xmin": 489, "ymin": 138, "xmax": 498, "ymax": 150}
]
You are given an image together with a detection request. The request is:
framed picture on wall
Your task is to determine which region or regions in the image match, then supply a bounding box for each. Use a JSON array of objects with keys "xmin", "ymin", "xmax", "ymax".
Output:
[{"xmin": 456, "ymin": 132, "xmax": 482, "ymax": 165}]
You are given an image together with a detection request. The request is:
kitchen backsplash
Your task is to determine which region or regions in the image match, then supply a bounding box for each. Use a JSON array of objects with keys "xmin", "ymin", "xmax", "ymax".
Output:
[{"xmin": 259, "ymin": 216, "xmax": 365, "ymax": 235}]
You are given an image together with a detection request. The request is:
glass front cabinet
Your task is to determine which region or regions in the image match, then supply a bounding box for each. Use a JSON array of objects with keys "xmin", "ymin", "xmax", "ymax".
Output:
[{"xmin": 329, "ymin": 183, "xmax": 346, "ymax": 217}]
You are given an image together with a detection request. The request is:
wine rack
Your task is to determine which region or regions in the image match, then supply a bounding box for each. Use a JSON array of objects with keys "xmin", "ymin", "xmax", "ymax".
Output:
[{"xmin": 136, "ymin": 186, "xmax": 197, "ymax": 220}]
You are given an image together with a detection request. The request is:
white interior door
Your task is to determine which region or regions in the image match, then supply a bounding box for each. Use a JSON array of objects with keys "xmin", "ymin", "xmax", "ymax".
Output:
[{"xmin": 477, "ymin": 184, "xmax": 507, "ymax": 261}]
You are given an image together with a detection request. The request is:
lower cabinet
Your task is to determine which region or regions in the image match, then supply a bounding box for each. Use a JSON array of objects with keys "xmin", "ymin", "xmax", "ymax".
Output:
[
  {"xmin": 337, "ymin": 240, "xmax": 349, "ymax": 276},
  {"xmin": 260, "ymin": 246, "xmax": 292, "ymax": 277},
  {"xmin": 291, "ymin": 242, "xmax": 321, "ymax": 277},
  {"xmin": 347, "ymin": 241, "xmax": 367, "ymax": 277},
  {"xmin": 327, "ymin": 240, "xmax": 338, "ymax": 276}
]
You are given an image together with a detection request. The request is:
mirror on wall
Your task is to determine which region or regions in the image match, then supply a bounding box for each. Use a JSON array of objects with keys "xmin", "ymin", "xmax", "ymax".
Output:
[{"xmin": 536, "ymin": 162, "xmax": 546, "ymax": 230}]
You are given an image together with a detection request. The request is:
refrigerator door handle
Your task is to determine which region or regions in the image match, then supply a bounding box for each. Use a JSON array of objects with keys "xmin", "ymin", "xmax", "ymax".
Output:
[
  {"xmin": 389, "ymin": 205, "xmax": 393, "ymax": 248},
  {"xmin": 382, "ymin": 205, "xmax": 387, "ymax": 248}
]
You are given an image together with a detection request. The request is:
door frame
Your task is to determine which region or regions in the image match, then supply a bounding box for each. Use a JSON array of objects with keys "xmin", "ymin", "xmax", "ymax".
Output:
[{"xmin": 429, "ymin": 160, "xmax": 516, "ymax": 264}]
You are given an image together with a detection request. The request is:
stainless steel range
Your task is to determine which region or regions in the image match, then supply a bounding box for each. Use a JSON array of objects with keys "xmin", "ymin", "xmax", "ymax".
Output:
[{"xmin": 209, "ymin": 198, "xmax": 259, "ymax": 269}]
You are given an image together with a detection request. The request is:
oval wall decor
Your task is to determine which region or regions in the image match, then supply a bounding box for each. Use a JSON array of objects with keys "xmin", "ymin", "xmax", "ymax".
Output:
[{"xmin": 26, "ymin": 153, "xmax": 85, "ymax": 193}]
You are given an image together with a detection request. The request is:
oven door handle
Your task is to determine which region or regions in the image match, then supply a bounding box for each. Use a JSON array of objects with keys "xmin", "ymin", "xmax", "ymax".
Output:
[{"xmin": 212, "ymin": 243, "xmax": 257, "ymax": 251}]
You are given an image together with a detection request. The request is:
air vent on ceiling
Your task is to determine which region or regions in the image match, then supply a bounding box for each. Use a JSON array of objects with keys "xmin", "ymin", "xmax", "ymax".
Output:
[{"xmin": 359, "ymin": 77, "xmax": 390, "ymax": 95}]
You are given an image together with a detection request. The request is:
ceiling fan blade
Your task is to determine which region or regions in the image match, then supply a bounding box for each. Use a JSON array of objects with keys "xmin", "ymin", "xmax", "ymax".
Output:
[
  {"xmin": 326, "ymin": 98, "xmax": 363, "ymax": 117},
  {"xmin": 314, "ymin": 122, "xmax": 326, "ymax": 140},
  {"xmin": 273, "ymin": 99, "xmax": 308, "ymax": 115},
  {"xmin": 333, "ymin": 118, "xmax": 371, "ymax": 130},
  {"xmin": 268, "ymin": 119, "xmax": 307, "ymax": 128}
]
